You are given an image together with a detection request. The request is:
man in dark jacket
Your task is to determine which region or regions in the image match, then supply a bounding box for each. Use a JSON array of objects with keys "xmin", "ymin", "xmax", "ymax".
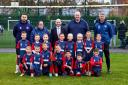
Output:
[
  {"xmin": 94, "ymin": 12, "xmax": 113, "ymax": 73},
  {"xmin": 118, "ymin": 20, "xmax": 127, "ymax": 48},
  {"xmin": 67, "ymin": 11, "xmax": 89, "ymax": 41},
  {"xmin": 50, "ymin": 19, "xmax": 67, "ymax": 50},
  {"xmin": 13, "ymin": 14, "xmax": 33, "ymax": 73},
  {"xmin": 30, "ymin": 21, "xmax": 49, "ymax": 43},
  {"xmin": 13, "ymin": 14, "xmax": 33, "ymax": 43}
]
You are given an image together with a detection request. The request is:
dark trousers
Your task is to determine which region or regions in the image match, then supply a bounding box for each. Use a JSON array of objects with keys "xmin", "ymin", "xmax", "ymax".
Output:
[
  {"xmin": 103, "ymin": 43, "xmax": 110, "ymax": 71},
  {"xmin": 120, "ymin": 38, "xmax": 126, "ymax": 48}
]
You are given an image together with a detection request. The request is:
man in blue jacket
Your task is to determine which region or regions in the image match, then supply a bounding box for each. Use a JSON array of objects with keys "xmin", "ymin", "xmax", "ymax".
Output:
[
  {"xmin": 13, "ymin": 14, "xmax": 33, "ymax": 43},
  {"xmin": 94, "ymin": 12, "xmax": 112, "ymax": 73},
  {"xmin": 13, "ymin": 14, "xmax": 33, "ymax": 73},
  {"xmin": 67, "ymin": 11, "xmax": 89, "ymax": 41},
  {"xmin": 30, "ymin": 21, "xmax": 50, "ymax": 43}
]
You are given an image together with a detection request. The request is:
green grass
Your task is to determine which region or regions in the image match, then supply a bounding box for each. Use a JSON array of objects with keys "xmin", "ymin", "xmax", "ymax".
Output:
[
  {"xmin": 0, "ymin": 53, "xmax": 128, "ymax": 85},
  {"xmin": 0, "ymin": 31, "xmax": 15, "ymax": 48},
  {"xmin": 0, "ymin": 30, "xmax": 128, "ymax": 48}
]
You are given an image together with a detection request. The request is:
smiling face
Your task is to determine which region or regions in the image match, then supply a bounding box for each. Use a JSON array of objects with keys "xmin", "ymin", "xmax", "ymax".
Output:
[
  {"xmin": 86, "ymin": 31, "xmax": 91, "ymax": 39},
  {"xmin": 55, "ymin": 19, "xmax": 62, "ymax": 27},
  {"xmin": 35, "ymin": 47, "xmax": 40, "ymax": 53},
  {"xmin": 42, "ymin": 43, "xmax": 48, "ymax": 51},
  {"xmin": 38, "ymin": 21, "xmax": 44, "ymax": 29},
  {"xmin": 26, "ymin": 46, "xmax": 32, "ymax": 54},
  {"xmin": 67, "ymin": 33, "xmax": 73, "ymax": 41},
  {"xmin": 96, "ymin": 34, "xmax": 101, "ymax": 41},
  {"xmin": 99, "ymin": 13, "xmax": 106, "ymax": 23},
  {"xmin": 74, "ymin": 11, "xmax": 81, "ymax": 22},
  {"xmin": 59, "ymin": 34, "xmax": 65, "ymax": 41},
  {"xmin": 43, "ymin": 34, "xmax": 49, "ymax": 42},
  {"xmin": 55, "ymin": 45, "xmax": 61, "ymax": 53},
  {"xmin": 21, "ymin": 15, "xmax": 28, "ymax": 23},
  {"xmin": 35, "ymin": 35, "xmax": 40, "ymax": 42},
  {"xmin": 21, "ymin": 32, "xmax": 27, "ymax": 40},
  {"xmin": 94, "ymin": 51, "xmax": 99, "ymax": 56},
  {"xmin": 77, "ymin": 33, "xmax": 83, "ymax": 41},
  {"xmin": 66, "ymin": 52, "xmax": 71, "ymax": 58},
  {"xmin": 77, "ymin": 55, "xmax": 82, "ymax": 62}
]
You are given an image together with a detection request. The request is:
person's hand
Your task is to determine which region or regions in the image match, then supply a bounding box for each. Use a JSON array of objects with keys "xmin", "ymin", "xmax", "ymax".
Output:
[
  {"xmin": 80, "ymin": 64, "xmax": 82, "ymax": 68},
  {"xmin": 95, "ymin": 62, "xmax": 99, "ymax": 65},
  {"xmin": 44, "ymin": 64, "xmax": 48, "ymax": 67},
  {"xmin": 17, "ymin": 55, "xmax": 20, "ymax": 58},
  {"xmin": 25, "ymin": 66, "xmax": 28, "ymax": 70},
  {"xmin": 30, "ymin": 63, "xmax": 33, "ymax": 69},
  {"xmin": 87, "ymin": 50, "xmax": 91, "ymax": 53},
  {"xmin": 40, "ymin": 66, "xmax": 42, "ymax": 70},
  {"xmin": 68, "ymin": 66, "xmax": 72, "ymax": 70}
]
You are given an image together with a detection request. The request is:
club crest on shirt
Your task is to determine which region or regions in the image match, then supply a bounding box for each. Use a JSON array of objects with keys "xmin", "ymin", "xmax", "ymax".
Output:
[
  {"xmin": 26, "ymin": 27, "xmax": 29, "ymax": 29},
  {"xmin": 98, "ymin": 25, "xmax": 100, "ymax": 29},
  {"xmin": 104, "ymin": 25, "xmax": 107, "ymax": 28},
  {"xmin": 20, "ymin": 43, "xmax": 22, "ymax": 46},
  {"xmin": 19, "ymin": 27, "xmax": 22, "ymax": 30}
]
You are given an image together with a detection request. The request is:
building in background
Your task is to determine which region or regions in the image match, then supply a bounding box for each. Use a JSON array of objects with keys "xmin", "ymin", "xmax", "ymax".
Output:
[
  {"xmin": 0, "ymin": 0, "xmax": 127, "ymax": 16},
  {"xmin": 110, "ymin": 0, "xmax": 128, "ymax": 16}
]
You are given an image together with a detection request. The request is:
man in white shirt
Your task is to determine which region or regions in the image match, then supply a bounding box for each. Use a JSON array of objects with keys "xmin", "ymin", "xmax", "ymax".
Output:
[{"xmin": 50, "ymin": 19, "xmax": 67, "ymax": 50}]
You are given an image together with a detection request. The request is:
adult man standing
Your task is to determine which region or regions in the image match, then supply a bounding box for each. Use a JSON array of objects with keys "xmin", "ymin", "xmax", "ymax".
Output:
[
  {"xmin": 50, "ymin": 19, "xmax": 67, "ymax": 49},
  {"xmin": 13, "ymin": 14, "xmax": 33, "ymax": 73},
  {"xmin": 67, "ymin": 11, "xmax": 89, "ymax": 41},
  {"xmin": 13, "ymin": 14, "xmax": 33, "ymax": 43},
  {"xmin": 94, "ymin": 12, "xmax": 113, "ymax": 73}
]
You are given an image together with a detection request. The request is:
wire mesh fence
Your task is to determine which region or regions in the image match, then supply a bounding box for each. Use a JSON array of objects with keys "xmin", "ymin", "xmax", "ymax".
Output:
[{"xmin": 0, "ymin": 5, "xmax": 128, "ymax": 48}]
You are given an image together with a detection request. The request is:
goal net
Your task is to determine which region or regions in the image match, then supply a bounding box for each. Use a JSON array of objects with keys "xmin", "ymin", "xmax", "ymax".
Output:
[{"xmin": 8, "ymin": 20, "xmax": 30, "ymax": 31}]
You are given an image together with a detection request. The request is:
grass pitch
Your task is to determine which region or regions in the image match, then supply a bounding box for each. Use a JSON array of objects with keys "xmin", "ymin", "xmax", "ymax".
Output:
[{"xmin": 0, "ymin": 53, "xmax": 128, "ymax": 85}]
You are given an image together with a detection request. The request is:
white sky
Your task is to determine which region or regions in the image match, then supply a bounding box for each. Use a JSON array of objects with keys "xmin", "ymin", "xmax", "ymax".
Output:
[{"xmin": 104, "ymin": 0, "xmax": 111, "ymax": 3}]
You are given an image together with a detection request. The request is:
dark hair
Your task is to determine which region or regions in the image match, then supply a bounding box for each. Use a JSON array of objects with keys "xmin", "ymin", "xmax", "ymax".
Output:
[
  {"xmin": 77, "ymin": 53, "xmax": 82, "ymax": 57},
  {"xmin": 35, "ymin": 34, "xmax": 40, "ymax": 36},
  {"xmin": 34, "ymin": 46, "xmax": 40, "ymax": 49},
  {"xmin": 37, "ymin": 21, "xmax": 44, "ymax": 26},
  {"xmin": 93, "ymin": 48, "xmax": 99, "ymax": 52},
  {"xmin": 65, "ymin": 50, "xmax": 71, "ymax": 53},
  {"xmin": 59, "ymin": 33, "xmax": 65, "ymax": 36},
  {"xmin": 20, "ymin": 13, "xmax": 28, "ymax": 18}
]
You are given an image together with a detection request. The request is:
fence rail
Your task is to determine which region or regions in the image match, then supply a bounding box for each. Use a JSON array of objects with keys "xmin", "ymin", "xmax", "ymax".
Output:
[{"xmin": 0, "ymin": 4, "xmax": 128, "ymax": 8}]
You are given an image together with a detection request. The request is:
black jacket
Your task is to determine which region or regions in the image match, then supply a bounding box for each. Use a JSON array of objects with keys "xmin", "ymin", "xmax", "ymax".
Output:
[
  {"xmin": 118, "ymin": 23, "xmax": 127, "ymax": 39},
  {"xmin": 50, "ymin": 27, "xmax": 67, "ymax": 48}
]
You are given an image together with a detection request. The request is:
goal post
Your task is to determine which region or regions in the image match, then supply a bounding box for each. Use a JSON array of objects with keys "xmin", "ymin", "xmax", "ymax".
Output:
[
  {"xmin": 7, "ymin": 20, "xmax": 30, "ymax": 31},
  {"xmin": 8, "ymin": 20, "xmax": 19, "ymax": 31}
]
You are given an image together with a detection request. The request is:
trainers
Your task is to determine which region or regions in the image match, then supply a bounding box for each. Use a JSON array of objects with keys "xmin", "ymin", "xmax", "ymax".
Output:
[
  {"xmin": 49, "ymin": 73, "xmax": 52, "ymax": 77},
  {"xmin": 31, "ymin": 73, "xmax": 34, "ymax": 77},
  {"xmin": 55, "ymin": 73, "xmax": 58, "ymax": 77},
  {"xmin": 15, "ymin": 70, "xmax": 19, "ymax": 74},
  {"xmin": 15, "ymin": 65, "xmax": 20, "ymax": 74},
  {"xmin": 107, "ymin": 70, "xmax": 111, "ymax": 74},
  {"xmin": 20, "ymin": 73, "xmax": 24, "ymax": 77}
]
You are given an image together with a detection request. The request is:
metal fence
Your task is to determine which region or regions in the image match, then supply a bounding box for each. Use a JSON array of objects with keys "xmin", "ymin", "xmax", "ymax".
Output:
[{"xmin": 0, "ymin": 5, "xmax": 128, "ymax": 48}]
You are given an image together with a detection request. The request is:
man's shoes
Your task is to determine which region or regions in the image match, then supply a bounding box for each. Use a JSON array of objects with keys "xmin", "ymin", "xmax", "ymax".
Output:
[{"xmin": 107, "ymin": 70, "xmax": 111, "ymax": 74}]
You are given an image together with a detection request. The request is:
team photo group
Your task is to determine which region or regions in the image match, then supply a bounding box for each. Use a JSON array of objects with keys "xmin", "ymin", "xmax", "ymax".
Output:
[{"xmin": 13, "ymin": 11, "xmax": 112, "ymax": 77}]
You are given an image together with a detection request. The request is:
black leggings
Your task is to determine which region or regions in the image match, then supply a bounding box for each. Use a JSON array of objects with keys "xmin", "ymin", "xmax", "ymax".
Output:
[{"xmin": 103, "ymin": 43, "xmax": 110, "ymax": 71}]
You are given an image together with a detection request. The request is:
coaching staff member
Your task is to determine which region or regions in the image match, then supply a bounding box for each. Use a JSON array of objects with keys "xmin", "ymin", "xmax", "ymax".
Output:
[
  {"xmin": 13, "ymin": 14, "xmax": 33, "ymax": 73},
  {"xmin": 94, "ymin": 12, "xmax": 113, "ymax": 73},
  {"xmin": 50, "ymin": 19, "xmax": 67, "ymax": 50},
  {"xmin": 67, "ymin": 11, "xmax": 89, "ymax": 41}
]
